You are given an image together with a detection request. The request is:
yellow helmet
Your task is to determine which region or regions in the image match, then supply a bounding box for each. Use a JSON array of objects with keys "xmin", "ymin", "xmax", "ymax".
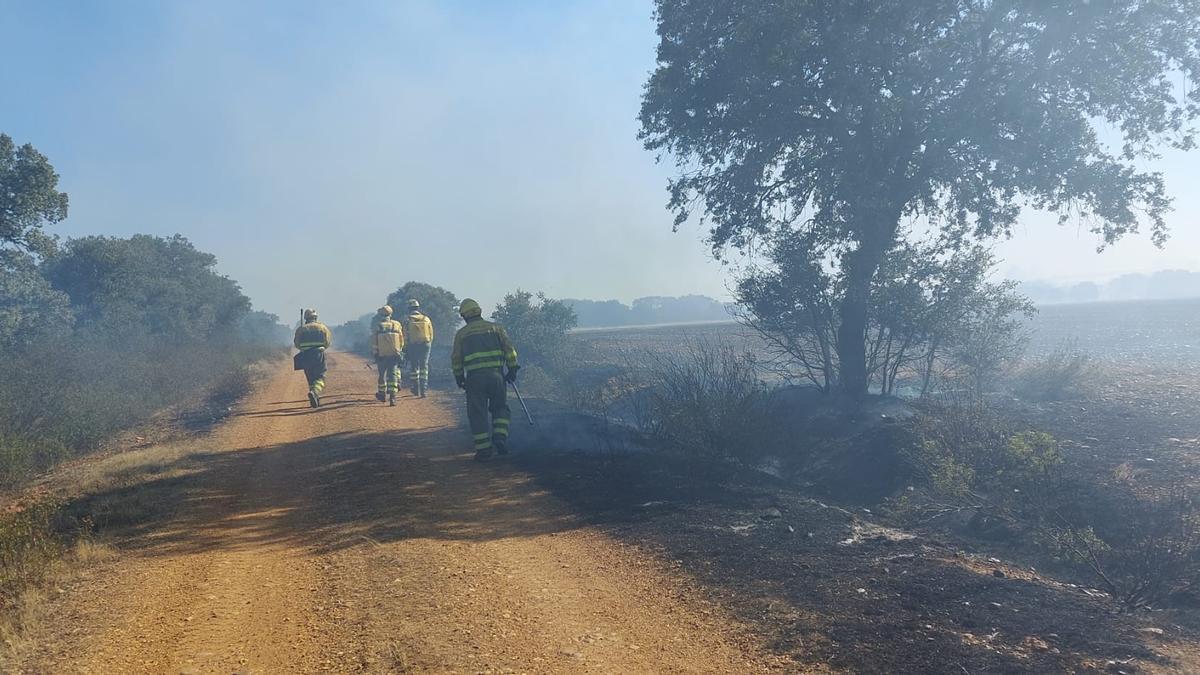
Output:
[
  {"xmin": 458, "ymin": 298, "xmax": 482, "ymax": 319},
  {"xmin": 378, "ymin": 305, "xmax": 393, "ymax": 317},
  {"xmin": 303, "ymin": 309, "xmax": 318, "ymax": 322}
]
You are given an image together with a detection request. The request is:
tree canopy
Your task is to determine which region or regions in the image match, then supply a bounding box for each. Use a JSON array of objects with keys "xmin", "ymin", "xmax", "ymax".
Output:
[
  {"xmin": 0, "ymin": 134, "xmax": 69, "ymax": 258},
  {"xmin": 0, "ymin": 250, "xmax": 72, "ymax": 349},
  {"xmin": 640, "ymin": 0, "xmax": 1200, "ymax": 395},
  {"xmin": 43, "ymin": 234, "xmax": 250, "ymax": 340},
  {"xmin": 386, "ymin": 281, "xmax": 461, "ymax": 339}
]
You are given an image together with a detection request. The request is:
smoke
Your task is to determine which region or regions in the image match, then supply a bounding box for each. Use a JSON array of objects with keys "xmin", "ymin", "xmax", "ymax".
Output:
[{"xmin": 8, "ymin": 0, "xmax": 726, "ymax": 324}]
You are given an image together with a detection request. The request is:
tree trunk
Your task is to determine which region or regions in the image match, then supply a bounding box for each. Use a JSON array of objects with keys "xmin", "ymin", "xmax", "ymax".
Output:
[
  {"xmin": 836, "ymin": 210, "xmax": 901, "ymax": 399},
  {"xmin": 836, "ymin": 278, "xmax": 871, "ymax": 398}
]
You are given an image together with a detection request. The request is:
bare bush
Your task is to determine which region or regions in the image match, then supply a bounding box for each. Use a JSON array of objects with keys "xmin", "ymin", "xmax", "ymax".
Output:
[
  {"xmin": 737, "ymin": 236, "xmax": 1033, "ymax": 398},
  {"xmin": 1051, "ymin": 490, "xmax": 1200, "ymax": 610},
  {"xmin": 1012, "ymin": 338, "xmax": 1098, "ymax": 401},
  {"xmin": 637, "ymin": 342, "xmax": 777, "ymax": 465}
]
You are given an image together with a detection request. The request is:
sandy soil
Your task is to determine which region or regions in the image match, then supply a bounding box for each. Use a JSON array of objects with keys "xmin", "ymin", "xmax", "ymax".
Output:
[{"xmin": 11, "ymin": 352, "xmax": 790, "ymax": 674}]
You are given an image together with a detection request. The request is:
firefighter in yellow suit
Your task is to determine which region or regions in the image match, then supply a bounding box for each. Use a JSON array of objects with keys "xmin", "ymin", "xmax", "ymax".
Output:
[
  {"xmin": 403, "ymin": 299, "xmax": 434, "ymax": 398},
  {"xmin": 370, "ymin": 305, "xmax": 406, "ymax": 406},
  {"xmin": 294, "ymin": 309, "xmax": 332, "ymax": 408},
  {"xmin": 451, "ymin": 298, "xmax": 518, "ymax": 460}
]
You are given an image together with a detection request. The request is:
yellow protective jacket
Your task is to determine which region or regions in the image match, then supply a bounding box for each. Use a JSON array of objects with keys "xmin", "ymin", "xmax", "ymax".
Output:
[
  {"xmin": 405, "ymin": 311, "xmax": 434, "ymax": 345},
  {"xmin": 294, "ymin": 321, "xmax": 332, "ymax": 350},
  {"xmin": 451, "ymin": 317, "xmax": 518, "ymax": 377},
  {"xmin": 371, "ymin": 318, "xmax": 406, "ymax": 358}
]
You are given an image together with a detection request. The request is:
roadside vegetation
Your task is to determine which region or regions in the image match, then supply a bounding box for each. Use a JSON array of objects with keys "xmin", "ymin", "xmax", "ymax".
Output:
[{"xmin": 0, "ymin": 133, "xmax": 287, "ymax": 617}]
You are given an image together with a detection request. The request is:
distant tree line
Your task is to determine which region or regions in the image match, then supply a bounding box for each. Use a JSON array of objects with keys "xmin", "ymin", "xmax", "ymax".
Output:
[
  {"xmin": 562, "ymin": 295, "xmax": 730, "ymax": 328},
  {"xmin": 0, "ymin": 133, "xmax": 288, "ymax": 485},
  {"xmin": 1020, "ymin": 270, "xmax": 1200, "ymax": 305},
  {"xmin": 333, "ymin": 282, "xmax": 580, "ymax": 391}
]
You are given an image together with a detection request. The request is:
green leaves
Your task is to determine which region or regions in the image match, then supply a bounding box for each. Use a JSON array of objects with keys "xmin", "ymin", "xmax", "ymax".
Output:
[
  {"xmin": 386, "ymin": 281, "xmax": 460, "ymax": 339},
  {"xmin": 0, "ymin": 134, "xmax": 68, "ymax": 258},
  {"xmin": 643, "ymin": 0, "xmax": 1200, "ymax": 251},
  {"xmin": 491, "ymin": 290, "xmax": 578, "ymax": 368},
  {"xmin": 642, "ymin": 0, "xmax": 1200, "ymax": 394},
  {"xmin": 41, "ymin": 234, "xmax": 250, "ymax": 340},
  {"xmin": 0, "ymin": 250, "xmax": 72, "ymax": 350}
]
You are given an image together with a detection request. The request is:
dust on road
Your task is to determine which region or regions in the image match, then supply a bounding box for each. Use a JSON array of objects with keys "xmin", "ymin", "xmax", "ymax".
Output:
[{"xmin": 14, "ymin": 352, "xmax": 790, "ymax": 673}]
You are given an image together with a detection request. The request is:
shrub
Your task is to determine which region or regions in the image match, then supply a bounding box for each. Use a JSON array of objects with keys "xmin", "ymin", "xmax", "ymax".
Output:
[
  {"xmin": 908, "ymin": 400, "xmax": 1200, "ymax": 611},
  {"xmin": 903, "ymin": 398, "xmax": 1064, "ymax": 523},
  {"xmin": 1012, "ymin": 338, "xmax": 1098, "ymax": 401},
  {"xmin": 1051, "ymin": 490, "xmax": 1200, "ymax": 610},
  {"xmin": 0, "ymin": 334, "xmax": 276, "ymax": 487},
  {"xmin": 736, "ymin": 236, "xmax": 1033, "ymax": 397},
  {"xmin": 492, "ymin": 290, "xmax": 578, "ymax": 369},
  {"xmin": 0, "ymin": 500, "xmax": 66, "ymax": 611},
  {"xmin": 636, "ymin": 342, "xmax": 776, "ymax": 465}
]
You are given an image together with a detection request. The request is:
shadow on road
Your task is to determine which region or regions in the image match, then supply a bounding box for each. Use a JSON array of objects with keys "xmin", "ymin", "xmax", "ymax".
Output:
[
  {"xmin": 60, "ymin": 413, "xmax": 1184, "ymax": 674},
  {"xmin": 67, "ymin": 425, "xmax": 583, "ymax": 561}
]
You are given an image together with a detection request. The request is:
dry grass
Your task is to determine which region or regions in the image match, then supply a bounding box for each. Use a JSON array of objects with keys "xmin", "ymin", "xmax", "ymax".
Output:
[
  {"xmin": 0, "ymin": 358, "xmax": 276, "ymax": 664},
  {"xmin": 0, "ymin": 535, "xmax": 117, "ymax": 666},
  {"xmin": 0, "ymin": 437, "xmax": 205, "ymax": 664}
]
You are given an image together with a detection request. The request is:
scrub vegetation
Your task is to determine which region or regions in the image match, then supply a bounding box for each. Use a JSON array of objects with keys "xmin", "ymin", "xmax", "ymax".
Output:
[
  {"xmin": 0, "ymin": 134, "xmax": 286, "ymax": 616},
  {"xmin": 0, "ymin": 136, "xmax": 288, "ymax": 486}
]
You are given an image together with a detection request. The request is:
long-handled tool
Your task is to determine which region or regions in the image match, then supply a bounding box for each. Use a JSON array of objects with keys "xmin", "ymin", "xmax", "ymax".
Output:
[{"xmin": 509, "ymin": 381, "xmax": 535, "ymax": 426}]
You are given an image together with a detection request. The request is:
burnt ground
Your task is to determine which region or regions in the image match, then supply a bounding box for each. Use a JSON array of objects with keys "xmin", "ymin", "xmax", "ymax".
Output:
[
  {"xmin": 503, "ymin": 356, "xmax": 1200, "ymax": 673},
  {"xmin": 514, "ymin": 448, "xmax": 1196, "ymax": 674},
  {"xmin": 997, "ymin": 362, "xmax": 1200, "ymax": 496},
  {"xmin": 532, "ymin": 304, "xmax": 1200, "ymax": 672}
]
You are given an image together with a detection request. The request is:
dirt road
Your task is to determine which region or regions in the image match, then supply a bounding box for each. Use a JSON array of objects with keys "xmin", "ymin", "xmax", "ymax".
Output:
[{"xmin": 15, "ymin": 352, "xmax": 788, "ymax": 673}]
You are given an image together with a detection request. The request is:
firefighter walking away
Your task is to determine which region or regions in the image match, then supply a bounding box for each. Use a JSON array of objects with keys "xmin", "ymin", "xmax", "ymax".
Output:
[
  {"xmin": 293, "ymin": 308, "xmax": 332, "ymax": 408},
  {"xmin": 451, "ymin": 298, "xmax": 519, "ymax": 460},
  {"xmin": 371, "ymin": 305, "xmax": 406, "ymax": 406},
  {"xmin": 404, "ymin": 299, "xmax": 434, "ymax": 398}
]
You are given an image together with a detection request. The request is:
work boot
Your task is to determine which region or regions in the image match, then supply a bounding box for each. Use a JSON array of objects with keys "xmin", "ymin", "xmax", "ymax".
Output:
[
  {"xmin": 493, "ymin": 436, "xmax": 508, "ymax": 456},
  {"xmin": 375, "ymin": 391, "xmax": 386, "ymax": 402},
  {"xmin": 474, "ymin": 448, "xmax": 493, "ymax": 461},
  {"xmin": 308, "ymin": 391, "xmax": 319, "ymax": 409},
  {"xmin": 389, "ymin": 392, "xmax": 397, "ymax": 406}
]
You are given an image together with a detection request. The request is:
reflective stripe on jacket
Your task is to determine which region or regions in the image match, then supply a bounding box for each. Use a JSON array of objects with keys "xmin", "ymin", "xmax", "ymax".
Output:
[
  {"xmin": 371, "ymin": 318, "xmax": 406, "ymax": 357},
  {"xmin": 294, "ymin": 322, "xmax": 332, "ymax": 350},
  {"xmin": 451, "ymin": 318, "xmax": 518, "ymax": 377}
]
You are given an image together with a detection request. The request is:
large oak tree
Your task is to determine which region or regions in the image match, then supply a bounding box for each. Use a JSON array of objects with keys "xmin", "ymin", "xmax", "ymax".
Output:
[{"xmin": 640, "ymin": 0, "xmax": 1200, "ymax": 396}]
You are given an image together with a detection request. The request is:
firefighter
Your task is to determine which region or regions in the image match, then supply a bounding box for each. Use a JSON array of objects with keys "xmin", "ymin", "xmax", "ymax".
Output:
[
  {"xmin": 450, "ymin": 298, "xmax": 519, "ymax": 460},
  {"xmin": 293, "ymin": 309, "xmax": 332, "ymax": 408},
  {"xmin": 370, "ymin": 305, "xmax": 405, "ymax": 406},
  {"xmin": 404, "ymin": 299, "xmax": 434, "ymax": 398}
]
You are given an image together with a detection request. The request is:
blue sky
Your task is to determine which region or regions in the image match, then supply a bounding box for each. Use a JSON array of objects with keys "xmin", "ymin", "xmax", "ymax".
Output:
[{"xmin": 4, "ymin": 1, "xmax": 1199, "ymax": 323}]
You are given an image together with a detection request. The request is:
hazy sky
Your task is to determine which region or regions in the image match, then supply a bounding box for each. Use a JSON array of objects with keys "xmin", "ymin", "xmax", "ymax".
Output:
[{"xmin": 4, "ymin": 1, "xmax": 1198, "ymax": 324}]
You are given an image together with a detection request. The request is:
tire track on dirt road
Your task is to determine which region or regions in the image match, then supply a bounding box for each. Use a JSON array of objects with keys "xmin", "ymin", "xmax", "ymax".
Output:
[{"xmin": 15, "ymin": 351, "xmax": 794, "ymax": 673}]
